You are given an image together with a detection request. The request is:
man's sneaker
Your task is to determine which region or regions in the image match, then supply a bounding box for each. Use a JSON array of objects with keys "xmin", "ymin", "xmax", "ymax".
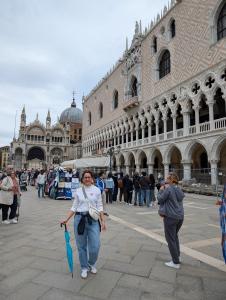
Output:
[
  {"xmin": 165, "ymin": 261, "xmax": 180, "ymax": 269},
  {"xmin": 2, "ymin": 220, "xmax": 10, "ymax": 225},
  {"xmin": 81, "ymin": 269, "xmax": 88, "ymax": 279},
  {"xmin": 89, "ymin": 265, "xmax": 97, "ymax": 274},
  {"xmin": 10, "ymin": 219, "xmax": 18, "ymax": 224}
]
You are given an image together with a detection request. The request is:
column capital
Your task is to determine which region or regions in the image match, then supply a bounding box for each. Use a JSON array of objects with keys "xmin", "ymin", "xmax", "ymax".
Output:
[{"xmin": 181, "ymin": 160, "xmax": 192, "ymax": 165}]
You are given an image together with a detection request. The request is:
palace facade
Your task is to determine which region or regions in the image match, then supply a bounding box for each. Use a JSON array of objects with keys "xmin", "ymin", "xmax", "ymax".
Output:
[
  {"xmin": 11, "ymin": 97, "xmax": 83, "ymax": 170},
  {"xmin": 82, "ymin": 0, "xmax": 226, "ymax": 185}
]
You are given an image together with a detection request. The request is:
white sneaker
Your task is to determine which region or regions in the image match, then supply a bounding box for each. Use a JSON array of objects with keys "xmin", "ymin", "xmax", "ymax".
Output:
[
  {"xmin": 10, "ymin": 218, "xmax": 18, "ymax": 224},
  {"xmin": 2, "ymin": 220, "xmax": 10, "ymax": 225},
  {"xmin": 81, "ymin": 269, "xmax": 88, "ymax": 279},
  {"xmin": 89, "ymin": 265, "xmax": 97, "ymax": 274},
  {"xmin": 165, "ymin": 261, "xmax": 180, "ymax": 269}
]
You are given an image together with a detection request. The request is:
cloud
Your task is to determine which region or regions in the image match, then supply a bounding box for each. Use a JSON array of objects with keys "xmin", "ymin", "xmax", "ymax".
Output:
[{"xmin": 0, "ymin": 0, "xmax": 168, "ymax": 147}]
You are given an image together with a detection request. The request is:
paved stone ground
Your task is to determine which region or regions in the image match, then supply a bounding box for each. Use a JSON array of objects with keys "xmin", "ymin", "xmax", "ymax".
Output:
[{"xmin": 0, "ymin": 187, "xmax": 226, "ymax": 300}]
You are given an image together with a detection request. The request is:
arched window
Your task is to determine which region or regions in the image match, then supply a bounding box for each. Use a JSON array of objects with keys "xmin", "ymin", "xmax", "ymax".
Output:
[
  {"xmin": 130, "ymin": 76, "xmax": 138, "ymax": 97},
  {"xmin": 99, "ymin": 102, "xmax": 103, "ymax": 119},
  {"xmin": 170, "ymin": 19, "xmax": 176, "ymax": 38},
  {"xmin": 88, "ymin": 112, "xmax": 92, "ymax": 126},
  {"xmin": 159, "ymin": 50, "xmax": 171, "ymax": 79},
  {"xmin": 217, "ymin": 3, "xmax": 226, "ymax": 40},
  {"xmin": 152, "ymin": 36, "xmax": 157, "ymax": 53},
  {"xmin": 113, "ymin": 90, "xmax": 118, "ymax": 109}
]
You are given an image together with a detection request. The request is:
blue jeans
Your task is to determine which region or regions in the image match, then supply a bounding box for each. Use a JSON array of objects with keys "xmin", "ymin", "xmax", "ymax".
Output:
[
  {"xmin": 74, "ymin": 215, "xmax": 100, "ymax": 270},
  {"xmin": 134, "ymin": 189, "xmax": 141, "ymax": 205},
  {"xmin": 38, "ymin": 184, "xmax": 44, "ymax": 198},
  {"xmin": 140, "ymin": 189, "xmax": 150, "ymax": 207}
]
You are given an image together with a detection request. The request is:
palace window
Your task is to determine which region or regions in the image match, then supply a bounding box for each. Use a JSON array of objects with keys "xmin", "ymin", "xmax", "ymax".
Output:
[
  {"xmin": 88, "ymin": 112, "xmax": 92, "ymax": 126},
  {"xmin": 99, "ymin": 102, "xmax": 103, "ymax": 119},
  {"xmin": 152, "ymin": 36, "xmax": 157, "ymax": 53},
  {"xmin": 159, "ymin": 50, "xmax": 171, "ymax": 79},
  {"xmin": 217, "ymin": 3, "xmax": 226, "ymax": 40},
  {"xmin": 170, "ymin": 19, "xmax": 176, "ymax": 38},
  {"xmin": 130, "ymin": 76, "xmax": 138, "ymax": 97},
  {"xmin": 113, "ymin": 90, "xmax": 119, "ymax": 109}
]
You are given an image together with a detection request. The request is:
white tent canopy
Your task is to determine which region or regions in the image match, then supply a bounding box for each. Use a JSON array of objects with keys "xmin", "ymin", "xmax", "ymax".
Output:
[{"xmin": 61, "ymin": 156, "xmax": 110, "ymax": 169}]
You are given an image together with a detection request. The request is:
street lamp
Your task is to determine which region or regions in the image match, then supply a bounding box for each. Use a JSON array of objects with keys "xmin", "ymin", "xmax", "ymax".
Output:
[{"xmin": 107, "ymin": 144, "xmax": 121, "ymax": 173}]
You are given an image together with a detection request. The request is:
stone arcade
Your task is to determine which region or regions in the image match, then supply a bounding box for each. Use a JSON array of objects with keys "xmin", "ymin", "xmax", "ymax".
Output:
[{"xmin": 82, "ymin": 0, "xmax": 226, "ymax": 185}]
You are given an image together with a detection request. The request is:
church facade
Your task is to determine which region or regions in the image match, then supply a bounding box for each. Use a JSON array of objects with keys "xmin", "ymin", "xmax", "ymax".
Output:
[
  {"xmin": 11, "ymin": 98, "xmax": 83, "ymax": 170},
  {"xmin": 82, "ymin": 0, "xmax": 226, "ymax": 185}
]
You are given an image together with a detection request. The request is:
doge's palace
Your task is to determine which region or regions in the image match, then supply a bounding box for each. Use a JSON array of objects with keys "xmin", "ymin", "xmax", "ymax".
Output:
[{"xmin": 82, "ymin": 0, "xmax": 226, "ymax": 185}]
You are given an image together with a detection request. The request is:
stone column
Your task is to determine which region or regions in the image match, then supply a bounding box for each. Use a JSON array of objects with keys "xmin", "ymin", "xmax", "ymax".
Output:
[
  {"xmin": 172, "ymin": 115, "xmax": 176, "ymax": 138},
  {"xmin": 148, "ymin": 163, "xmax": 154, "ymax": 174},
  {"xmin": 208, "ymin": 102, "xmax": 214, "ymax": 131},
  {"xmin": 126, "ymin": 131, "xmax": 129, "ymax": 145},
  {"xmin": 155, "ymin": 120, "xmax": 159, "ymax": 142},
  {"xmin": 195, "ymin": 107, "xmax": 200, "ymax": 133},
  {"xmin": 148, "ymin": 122, "xmax": 152, "ymax": 141},
  {"xmin": 183, "ymin": 162, "xmax": 192, "ymax": 180},
  {"xmin": 142, "ymin": 126, "xmax": 145, "ymax": 140},
  {"xmin": 117, "ymin": 165, "xmax": 121, "ymax": 173},
  {"xmin": 164, "ymin": 163, "xmax": 169, "ymax": 178},
  {"xmin": 136, "ymin": 129, "xmax": 139, "ymax": 141},
  {"xmin": 136, "ymin": 164, "xmax": 141, "ymax": 174},
  {"xmin": 125, "ymin": 164, "xmax": 130, "ymax": 175},
  {"xmin": 163, "ymin": 118, "xmax": 167, "ymax": 140},
  {"xmin": 183, "ymin": 111, "xmax": 190, "ymax": 136},
  {"xmin": 210, "ymin": 160, "xmax": 218, "ymax": 186}
]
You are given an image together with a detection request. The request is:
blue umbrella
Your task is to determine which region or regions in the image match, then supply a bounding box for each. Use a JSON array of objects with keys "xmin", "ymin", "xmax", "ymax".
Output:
[
  {"xmin": 61, "ymin": 223, "xmax": 74, "ymax": 277},
  {"xmin": 219, "ymin": 184, "xmax": 226, "ymax": 263}
]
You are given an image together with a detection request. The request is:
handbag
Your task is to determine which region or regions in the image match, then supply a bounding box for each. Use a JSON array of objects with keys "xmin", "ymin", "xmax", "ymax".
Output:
[{"xmin": 82, "ymin": 187, "xmax": 100, "ymax": 221}]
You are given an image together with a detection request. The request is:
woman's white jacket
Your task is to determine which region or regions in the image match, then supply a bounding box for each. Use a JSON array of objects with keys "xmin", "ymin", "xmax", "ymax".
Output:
[{"xmin": 0, "ymin": 176, "xmax": 19, "ymax": 205}]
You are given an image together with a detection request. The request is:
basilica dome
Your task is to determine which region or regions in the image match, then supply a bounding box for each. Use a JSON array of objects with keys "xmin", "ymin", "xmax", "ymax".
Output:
[{"xmin": 60, "ymin": 99, "xmax": 83, "ymax": 124}]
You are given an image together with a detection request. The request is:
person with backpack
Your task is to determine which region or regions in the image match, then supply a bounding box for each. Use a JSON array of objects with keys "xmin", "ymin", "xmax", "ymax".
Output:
[{"xmin": 149, "ymin": 173, "xmax": 156, "ymax": 207}]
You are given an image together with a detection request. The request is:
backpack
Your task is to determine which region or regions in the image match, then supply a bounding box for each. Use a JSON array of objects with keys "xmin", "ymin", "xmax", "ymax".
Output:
[{"xmin": 118, "ymin": 178, "xmax": 123, "ymax": 189}]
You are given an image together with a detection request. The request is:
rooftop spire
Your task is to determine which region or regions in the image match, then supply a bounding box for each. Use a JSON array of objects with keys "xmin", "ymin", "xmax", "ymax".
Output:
[{"xmin": 71, "ymin": 90, "xmax": 76, "ymax": 107}]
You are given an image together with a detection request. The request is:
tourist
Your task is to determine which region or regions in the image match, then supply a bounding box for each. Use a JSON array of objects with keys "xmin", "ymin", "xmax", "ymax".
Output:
[
  {"xmin": 139, "ymin": 172, "xmax": 151, "ymax": 207},
  {"xmin": 36, "ymin": 170, "xmax": 46, "ymax": 198},
  {"xmin": 105, "ymin": 173, "xmax": 114, "ymax": 204},
  {"xmin": 0, "ymin": 170, "xmax": 21, "ymax": 224},
  {"xmin": 118, "ymin": 172, "xmax": 124, "ymax": 202},
  {"xmin": 157, "ymin": 172, "xmax": 184, "ymax": 269},
  {"xmin": 61, "ymin": 170, "xmax": 106, "ymax": 279},
  {"xmin": 149, "ymin": 174, "xmax": 156, "ymax": 206},
  {"xmin": 133, "ymin": 172, "xmax": 141, "ymax": 206}
]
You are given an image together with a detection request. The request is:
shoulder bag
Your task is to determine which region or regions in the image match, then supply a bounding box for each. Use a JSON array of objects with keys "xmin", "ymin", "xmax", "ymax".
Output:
[{"xmin": 82, "ymin": 187, "xmax": 100, "ymax": 221}]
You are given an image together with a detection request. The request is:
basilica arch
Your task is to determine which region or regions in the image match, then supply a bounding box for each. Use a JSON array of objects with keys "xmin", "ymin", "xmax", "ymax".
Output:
[{"xmin": 27, "ymin": 147, "xmax": 46, "ymax": 169}]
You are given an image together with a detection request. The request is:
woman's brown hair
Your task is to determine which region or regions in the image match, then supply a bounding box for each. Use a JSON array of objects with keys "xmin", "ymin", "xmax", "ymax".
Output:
[
  {"xmin": 81, "ymin": 170, "xmax": 94, "ymax": 183},
  {"xmin": 168, "ymin": 172, "xmax": 179, "ymax": 184}
]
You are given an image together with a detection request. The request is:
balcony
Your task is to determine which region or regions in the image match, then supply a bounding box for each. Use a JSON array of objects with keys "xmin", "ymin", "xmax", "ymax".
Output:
[{"xmin": 123, "ymin": 96, "xmax": 139, "ymax": 111}]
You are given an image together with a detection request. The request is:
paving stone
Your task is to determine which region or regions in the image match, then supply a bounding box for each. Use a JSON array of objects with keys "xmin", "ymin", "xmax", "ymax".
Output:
[
  {"xmin": 149, "ymin": 261, "xmax": 177, "ymax": 284},
  {"xmin": 79, "ymin": 270, "xmax": 122, "ymax": 300},
  {"xmin": 103, "ymin": 259, "xmax": 151, "ymax": 277},
  {"xmin": 109, "ymin": 286, "xmax": 142, "ymax": 300},
  {"xmin": 202, "ymin": 277, "xmax": 226, "ymax": 293},
  {"xmin": 117, "ymin": 241, "xmax": 141, "ymax": 256},
  {"xmin": 141, "ymin": 293, "xmax": 176, "ymax": 300},
  {"xmin": 4, "ymin": 282, "xmax": 50, "ymax": 300},
  {"xmin": 29, "ymin": 257, "xmax": 72, "ymax": 273},
  {"xmin": 204, "ymin": 291, "xmax": 226, "ymax": 300},
  {"xmin": 38, "ymin": 288, "xmax": 95, "ymax": 300},
  {"xmin": 31, "ymin": 248, "xmax": 65, "ymax": 260},
  {"xmin": 32, "ymin": 270, "xmax": 89, "ymax": 292},
  {"xmin": 0, "ymin": 268, "xmax": 42, "ymax": 294},
  {"xmin": 118, "ymin": 274, "xmax": 174, "ymax": 296},
  {"xmin": 0, "ymin": 256, "xmax": 36, "ymax": 276},
  {"xmin": 175, "ymin": 274, "xmax": 204, "ymax": 300},
  {"xmin": 131, "ymin": 250, "xmax": 157, "ymax": 267}
]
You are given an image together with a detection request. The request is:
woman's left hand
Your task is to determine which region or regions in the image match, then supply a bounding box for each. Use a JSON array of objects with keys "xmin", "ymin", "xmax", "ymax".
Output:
[{"xmin": 101, "ymin": 220, "xmax": 106, "ymax": 231}]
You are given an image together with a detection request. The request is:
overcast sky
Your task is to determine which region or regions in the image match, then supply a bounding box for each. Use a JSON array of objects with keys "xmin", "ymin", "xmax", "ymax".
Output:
[{"xmin": 0, "ymin": 0, "xmax": 168, "ymax": 147}]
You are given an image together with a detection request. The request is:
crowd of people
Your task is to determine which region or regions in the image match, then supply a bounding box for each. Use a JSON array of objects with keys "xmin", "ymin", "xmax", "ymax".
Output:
[{"xmin": 0, "ymin": 166, "xmax": 185, "ymax": 276}]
